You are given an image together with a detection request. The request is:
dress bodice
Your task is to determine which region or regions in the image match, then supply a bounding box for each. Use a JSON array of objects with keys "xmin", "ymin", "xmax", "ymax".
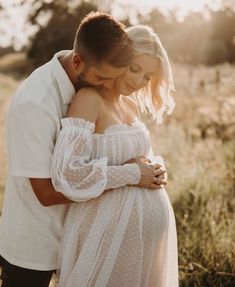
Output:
[
  {"xmin": 92, "ymin": 122, "xmax": 151, "ymax": 165},
  {"xmin": 51, "ymin": 118, "xmax": 151, "ymax": 202}
]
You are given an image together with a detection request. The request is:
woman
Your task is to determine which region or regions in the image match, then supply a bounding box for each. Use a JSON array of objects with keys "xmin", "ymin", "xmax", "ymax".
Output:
[{"xmin": 51, "ymin": 25, "xmax": 178, "ymax": 287}]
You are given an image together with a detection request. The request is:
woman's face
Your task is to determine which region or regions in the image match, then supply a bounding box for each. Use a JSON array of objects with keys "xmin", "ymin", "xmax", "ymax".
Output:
[{"xmin": 114, "ymin": 54, "xmax": 158, "ymax": 95}]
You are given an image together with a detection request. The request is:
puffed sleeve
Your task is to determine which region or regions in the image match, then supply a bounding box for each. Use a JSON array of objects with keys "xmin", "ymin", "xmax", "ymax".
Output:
[{"xmin": 51, "ymin": 118, "xmax": 141, "ymax": 202}]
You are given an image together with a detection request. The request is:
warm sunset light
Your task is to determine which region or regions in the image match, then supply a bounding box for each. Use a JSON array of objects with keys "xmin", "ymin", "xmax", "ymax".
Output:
[
  {"xmin": 114, "ymin": 0, "xmax": 221, "ymax": 12},
  {"xmin": 110, "ymin": 0, "xmax": 221, "ymax": 21},
  {"xmin": 0, "ymin": 0, "xmax": 223, "ymax": 49},
  {"xmin": 0, "ymin": 1, "xmax": 234, "ymax": 287},
  {"xmin": 153, "ymin": 0, "xmax": 220, "ymax": 12}
]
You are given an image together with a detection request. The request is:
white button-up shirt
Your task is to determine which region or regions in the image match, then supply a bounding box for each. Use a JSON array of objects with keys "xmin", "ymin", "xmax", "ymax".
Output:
[{"xmin": 0, "ymin": 51, "xmax": 75, "ymax": 270}]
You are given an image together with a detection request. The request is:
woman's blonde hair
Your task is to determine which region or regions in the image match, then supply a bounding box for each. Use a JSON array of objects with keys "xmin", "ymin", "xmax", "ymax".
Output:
[{"xmin": 126, "ymin": 25, "xmax": 175, "ymax": 123}]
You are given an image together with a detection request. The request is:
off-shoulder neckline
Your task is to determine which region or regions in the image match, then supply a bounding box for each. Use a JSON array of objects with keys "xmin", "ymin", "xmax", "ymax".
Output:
[
  {"xmin": 98, "ymin": 122, "xmax": 141, "ymax": 133},
  {"xmin": 61, "ymin": 117, "xmax": 146, "ymax": 135}
]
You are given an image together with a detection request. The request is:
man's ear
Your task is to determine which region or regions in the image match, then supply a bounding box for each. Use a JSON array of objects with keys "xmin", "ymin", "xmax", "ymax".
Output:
[{"xmin": 72, "ymin": 52, "xmax": 85, "ymax": 73}]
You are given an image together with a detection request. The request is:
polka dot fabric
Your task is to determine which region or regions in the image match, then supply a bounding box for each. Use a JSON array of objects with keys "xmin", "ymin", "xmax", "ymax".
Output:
[{"xmin": 51, "ymin": 117, "xmax": 178, "ymax": 287}]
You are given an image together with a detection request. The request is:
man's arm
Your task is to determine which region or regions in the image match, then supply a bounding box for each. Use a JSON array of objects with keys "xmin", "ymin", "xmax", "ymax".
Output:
[
  {"xmin": 31, "ymin": 91, "xmax": 165, "ymax": 206},
  {"xmin": 30, "ymin": 159, "xmax": 165, "ymax": 207},
  {"xmin": 29, "ymin": 178, "xmax": 72, "ymax": 206}
]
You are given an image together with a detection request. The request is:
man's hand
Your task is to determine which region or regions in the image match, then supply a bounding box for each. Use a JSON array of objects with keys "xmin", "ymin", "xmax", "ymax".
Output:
[{"xmin": 125, "ymin": 157, "xmax": 167, "ymax": 189}]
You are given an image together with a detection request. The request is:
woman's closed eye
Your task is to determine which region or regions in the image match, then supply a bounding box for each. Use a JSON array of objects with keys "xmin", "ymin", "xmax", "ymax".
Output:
[{"xmin": 129, "ymin": 64, "xmax": 152, "ymax": 81}]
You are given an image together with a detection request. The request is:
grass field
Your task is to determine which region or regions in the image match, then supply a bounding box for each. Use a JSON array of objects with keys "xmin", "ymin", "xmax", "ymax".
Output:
[
  {"xmin": 0, "ymin": 54, "xmax": 25, "ymax": 212},
  {"xmin": 0, "ymin": 53, "xmax": 234, "ymax": 286}
]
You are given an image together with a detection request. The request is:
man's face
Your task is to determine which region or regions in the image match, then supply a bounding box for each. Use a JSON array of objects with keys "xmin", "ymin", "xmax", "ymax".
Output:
[{"xmin": 77, "ymin": 62, "xmax": 127, "ymax": 90}]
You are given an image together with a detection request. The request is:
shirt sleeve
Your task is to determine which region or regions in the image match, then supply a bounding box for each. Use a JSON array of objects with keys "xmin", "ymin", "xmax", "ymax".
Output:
[
  {"xmin": 9, "ymin": 101, "xmax": 58, "ymax": 178},
  {"xmin": 51, "ymin": 117, "xmax": 141, "ymax": 202}
]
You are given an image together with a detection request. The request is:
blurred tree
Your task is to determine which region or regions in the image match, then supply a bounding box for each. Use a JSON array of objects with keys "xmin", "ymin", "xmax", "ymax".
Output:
[
  {"xmin": 143, "ymin": 9, "xmax": 173, "ymax": 34},
  {"xmin": 198, "ymin": 39, "xmax": 229, "ymax": 65},
  {"xmin": 27, "ymin": 0, "xmax": 97, "ymax": 67},
  {"xmin": 139, "ymin": 6, "xmax": 235, "ymax": 65},
  {"xmin": 168, "ymin": 12, "xmax": 209, "ymax": 63},
  {"xmin": 142, "ymin": 9, "xmax": 210, "ymax": 64},
  {"xmin": 209, "ymin": 8, "xmax": 235, "ymax": 62},
  {"xmin": 222, "ymin": 0, "xmax": 235, "ymax": 10},
  {"xmin": 3, "ymin": 0, "xmax": 234, "ymax": 66}
]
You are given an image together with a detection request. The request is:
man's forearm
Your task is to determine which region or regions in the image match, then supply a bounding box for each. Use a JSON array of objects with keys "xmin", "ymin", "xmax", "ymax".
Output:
[{"xmin": 29, "ymin": 178, "xmax": 73, "ymax": 206}]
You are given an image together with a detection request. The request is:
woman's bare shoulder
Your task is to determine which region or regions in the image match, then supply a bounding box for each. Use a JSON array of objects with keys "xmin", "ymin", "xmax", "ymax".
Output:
[
  {"xmin": 72, "ymin": 87, "xmax": 102, "ymax": 104},
  {"xmin": 67, "ymin": 88, "xmax": 102, "ymax": 122}
]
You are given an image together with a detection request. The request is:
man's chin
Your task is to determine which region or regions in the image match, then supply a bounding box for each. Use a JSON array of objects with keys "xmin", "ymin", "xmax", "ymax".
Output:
[
  {"xmin": 76, "ymin": 76, "xmax": 95, "ymax": 90},
  {"xmin": 77, "ymin": 81, "xmax": 91, "ymax": 89}
]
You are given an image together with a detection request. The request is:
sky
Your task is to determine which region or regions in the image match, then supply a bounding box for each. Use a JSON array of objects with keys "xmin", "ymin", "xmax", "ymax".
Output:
[{"xmin": 0, "ymin": 0, "xmax": 223, "ymax": 50}]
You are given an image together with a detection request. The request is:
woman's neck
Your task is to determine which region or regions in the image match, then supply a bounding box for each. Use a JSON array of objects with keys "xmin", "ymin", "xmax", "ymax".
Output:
[{"xmin": 98, "ymin": 87, "xmax": 121, "ymax": 103}]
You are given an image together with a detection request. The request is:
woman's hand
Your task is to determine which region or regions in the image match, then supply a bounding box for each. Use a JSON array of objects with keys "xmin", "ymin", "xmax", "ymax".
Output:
[{"xmin": 126, "ymin": 157, "xmax": 167, "ymax": 189}]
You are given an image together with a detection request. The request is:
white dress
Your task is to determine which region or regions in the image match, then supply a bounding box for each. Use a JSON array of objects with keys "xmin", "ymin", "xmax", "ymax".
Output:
[{"xmin": 51, "ymin": 117, "xmax": 178, "ymax": 287}]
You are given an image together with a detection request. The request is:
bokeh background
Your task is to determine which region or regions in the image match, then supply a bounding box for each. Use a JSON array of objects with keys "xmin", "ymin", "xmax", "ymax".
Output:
[{"xmin": 0, "ymin": 0, "xmax": 234, "ymax": 286}]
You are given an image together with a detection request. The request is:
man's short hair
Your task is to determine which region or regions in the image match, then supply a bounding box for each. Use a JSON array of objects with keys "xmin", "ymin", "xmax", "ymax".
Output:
[{"xmin": 73, "ymin": 11, "xmax": 133, "ymax": 67}]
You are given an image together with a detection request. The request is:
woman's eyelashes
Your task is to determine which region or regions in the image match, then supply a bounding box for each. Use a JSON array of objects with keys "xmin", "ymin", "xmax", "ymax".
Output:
[{"xmin": 129, "ymin": 65, "xmax": 151, "ymax": 82}]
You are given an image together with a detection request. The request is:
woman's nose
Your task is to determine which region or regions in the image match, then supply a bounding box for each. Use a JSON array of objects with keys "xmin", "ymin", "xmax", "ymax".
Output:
[{"xmin": 132, "ymin": 74, "xmax": 144, "ymax": 88}]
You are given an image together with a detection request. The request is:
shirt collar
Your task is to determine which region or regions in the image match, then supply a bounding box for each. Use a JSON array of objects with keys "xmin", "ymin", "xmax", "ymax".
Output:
[{"xmin": 50, "ymin": 50, "xmax": 75, "ymax": 105}]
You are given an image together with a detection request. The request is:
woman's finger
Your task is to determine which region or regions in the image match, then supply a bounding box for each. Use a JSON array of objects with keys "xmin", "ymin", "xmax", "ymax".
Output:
[{"xmin": 154, "ymin": 169, "xmax": 166, "ymax": 177}]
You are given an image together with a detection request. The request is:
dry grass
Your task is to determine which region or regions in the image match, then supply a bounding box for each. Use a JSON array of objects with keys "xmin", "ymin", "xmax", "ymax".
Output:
[
  {"xmin": 148, "ymin": 62, "xmax": 235, "ymax": 286},
  {"xmin": 0, "ymin": 64, "xmax": 24, "ymax": 210},
  {"xmin": 0, "ymin": 54, "xmax": 234, "ymax": 286}
]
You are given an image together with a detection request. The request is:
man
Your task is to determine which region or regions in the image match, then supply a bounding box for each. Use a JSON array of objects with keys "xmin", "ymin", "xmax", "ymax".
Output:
[{"xmin": 0, "ymin": 11, "xmax": 166, "ymax": 287}]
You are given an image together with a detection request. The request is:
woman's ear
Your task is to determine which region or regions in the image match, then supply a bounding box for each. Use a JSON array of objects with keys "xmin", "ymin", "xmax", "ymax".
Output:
[{"xmin": 72, "ymin": 52, "xmax": 85, "ymax": 73}]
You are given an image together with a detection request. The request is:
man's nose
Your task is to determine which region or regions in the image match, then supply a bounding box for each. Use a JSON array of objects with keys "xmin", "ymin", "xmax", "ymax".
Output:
[{"xmin": 103, "ymin": 79, "xmax": 115, "ymax": 89}]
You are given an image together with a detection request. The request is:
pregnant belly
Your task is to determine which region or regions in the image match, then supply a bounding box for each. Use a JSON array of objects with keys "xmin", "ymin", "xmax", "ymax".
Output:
[
  {"xmin": 65, "ymin": 186, "xmax": 170, "ymax": 245},
  {"xmin": 121, "ymin": 186, "xmax": 170, "ymax": 237}
]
